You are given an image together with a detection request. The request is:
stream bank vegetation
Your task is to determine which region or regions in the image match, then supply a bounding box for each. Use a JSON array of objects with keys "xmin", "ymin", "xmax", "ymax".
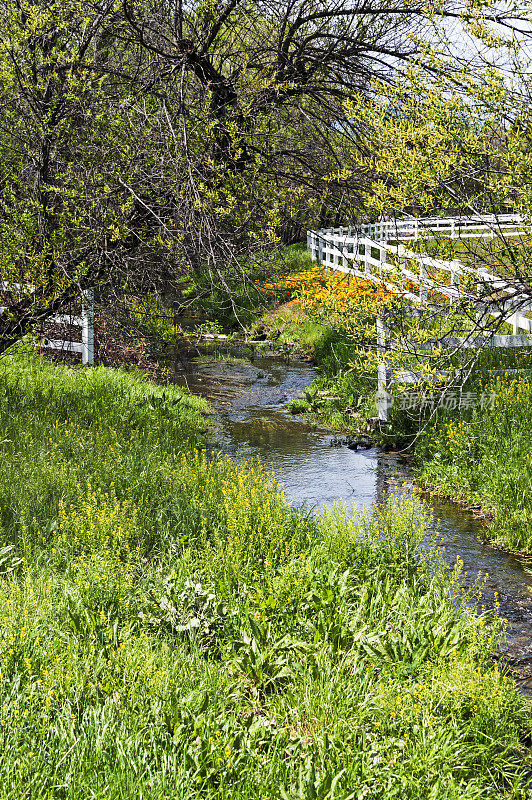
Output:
[
  {"xmin": 0, "ymin": 352, "xmax": 530, "ymax": 797},
  {"xmin": 221, "ymin": 227, "xmax": 532, "ymax": 559},
  {"xmin": 255, "ymin": 256, "xmax": 532, "ymax": 553},
  {"xmin": 251, "ymin": 258, "xmax": 392, "ymax": 430},
  {"xmin": 243, "ymin": 57, "xmax": 532, "ymax": 553},
  {"xmin": 415, "ymin": 369, "xmax": 532, "ymax": 553}
]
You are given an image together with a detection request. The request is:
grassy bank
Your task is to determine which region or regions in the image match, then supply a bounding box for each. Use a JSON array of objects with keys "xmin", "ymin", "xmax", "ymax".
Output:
[
  {"xmin": 0, "ymin": 354, "xmax": 529, "ymax": 797},
  {"xmin": 415, "ymin": 369, "xmax": 532, "ymax": 553},
  {"xmin": 181, "ymin": 244, "xmax": 314, "ymax": 335}
]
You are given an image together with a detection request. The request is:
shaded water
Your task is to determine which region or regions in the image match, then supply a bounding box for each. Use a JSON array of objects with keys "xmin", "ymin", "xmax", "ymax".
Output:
[{"xmin": 176, "ymin": 355, "xmax": 532, "ymax": 690}]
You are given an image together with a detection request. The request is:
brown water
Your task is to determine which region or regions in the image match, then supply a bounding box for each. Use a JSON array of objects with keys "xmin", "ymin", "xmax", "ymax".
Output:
[{"xmin": 175, "ymin": 354, "xmax": 532, "ymax": 691}]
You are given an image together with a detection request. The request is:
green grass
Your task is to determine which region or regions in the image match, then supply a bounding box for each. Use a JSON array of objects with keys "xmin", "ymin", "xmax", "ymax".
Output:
[
  {"xmin": 416, "ymin": 361, "xmax": 532, "ymax": 552},
  {"xmin": 0, "ymin": 353, "xmax": 529, "ymax": 798}
]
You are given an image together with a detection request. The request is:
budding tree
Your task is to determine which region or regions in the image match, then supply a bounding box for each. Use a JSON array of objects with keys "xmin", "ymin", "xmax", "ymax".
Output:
[{"xmin": 0, "ymin": 0, "xmax": 505, "ymax": 355}]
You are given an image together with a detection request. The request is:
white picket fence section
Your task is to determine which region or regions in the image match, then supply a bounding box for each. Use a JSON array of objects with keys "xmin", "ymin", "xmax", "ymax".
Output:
[
  {"xmin": 307, "ymin": 216, "xmax": 532, "ymax": 420},
  {"xmin": 0, "ymin": 283, "xmax": 94, "ymax": 365}
]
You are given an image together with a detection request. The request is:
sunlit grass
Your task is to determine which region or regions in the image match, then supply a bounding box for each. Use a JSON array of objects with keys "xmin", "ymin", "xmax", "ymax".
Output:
[
  {"xmin": 0, "ymin": 353, "xmax": 528, "ymax": 798},
  {"xmin": 417, "ymin": 361, "xmax": 532, "ymax": 551}
]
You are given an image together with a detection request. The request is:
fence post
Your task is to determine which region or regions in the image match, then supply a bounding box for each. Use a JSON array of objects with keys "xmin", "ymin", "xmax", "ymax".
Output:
[
  {"xmin": 419, "ymin": 261, "xmax": 428, "ymax": 304},
  {"xmin": 377, "ymin": 245, "xmax": 384, "ymax": 280},
  {"xmin": 333, "ymin": 235, "xmax": 340, "ymax": 268},
  {"xmin": 475, "ymin": 279, "xmax": 485, "ymax": 328},
  {"xmin": 376, "ymin": 318, "xmax": 391, "ymax": 421},
  {"xmin": 399, "ymin": 248, "xmax": 406, "ymax": 294},
  {"xmin": 81, "ymin": 289, "xmax": 94, "ymax": 366}
]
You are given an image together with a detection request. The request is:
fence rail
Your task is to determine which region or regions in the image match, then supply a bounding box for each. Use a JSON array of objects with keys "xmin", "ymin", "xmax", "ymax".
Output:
[
  {"xmin": 306, "ymin": 226, "xmax": 532, "ymax": 333},
  {"xmin": 0, "ymin": 284, "xmax": 94, "ymax": 365},
  {"xmin": 315, "ymin": 213, "xmax": 529, "ymax": 243}
]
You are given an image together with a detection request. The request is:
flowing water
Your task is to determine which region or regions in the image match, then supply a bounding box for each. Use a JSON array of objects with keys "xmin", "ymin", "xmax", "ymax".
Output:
[{"xmin": 175, "ymin": 354, "xmax": 532, "ymax": 692}]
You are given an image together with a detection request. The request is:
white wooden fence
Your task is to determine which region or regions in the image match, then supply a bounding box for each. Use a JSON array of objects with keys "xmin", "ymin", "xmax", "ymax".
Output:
[
  {"xmin": 307, "ymin": 227, "xmax": 532, "ymax": 330},
  {"xmin": 315, "ymin": 213, "xmax": 528, "ymax": 244},
  {"xmin": 0, "ymin": 283, "xmax": 94, "ymax": 365},
  {"xmin": 307, "ymin": 216, "xmax": 532, "ymax": 420}
]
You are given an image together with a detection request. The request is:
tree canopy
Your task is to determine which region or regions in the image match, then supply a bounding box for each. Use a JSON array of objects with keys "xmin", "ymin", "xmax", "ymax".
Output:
[{"xmin": 0, "ymin": 0, "xmax": 528, "ymax": 353}]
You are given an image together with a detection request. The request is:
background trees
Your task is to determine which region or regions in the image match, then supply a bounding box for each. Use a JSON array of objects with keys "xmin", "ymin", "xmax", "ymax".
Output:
[
  {"xmin": 0, "ymin": 1, "xmax": 154, "ymax": 354},
  {"xmin": 343, "ymin": 37, "xmax": 532, "ymax": 299},
  {"xmin": 0, "ymin": 0, "xmax": 525, "ymax": 355}
]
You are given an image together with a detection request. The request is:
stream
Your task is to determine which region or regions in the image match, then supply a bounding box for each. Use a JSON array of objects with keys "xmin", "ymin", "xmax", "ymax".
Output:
[{"xmin": 175, "ymin": 354, "xmax": 532, "ymax": 692}]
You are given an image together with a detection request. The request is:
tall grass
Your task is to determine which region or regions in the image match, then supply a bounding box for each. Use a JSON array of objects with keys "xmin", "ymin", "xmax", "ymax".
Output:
[
  {"xmin": 0, "ymin": 354, "xmax": 529, "ymax": 798},
  {"xmin": 416, "ymin": 364, "xmax": 532, "ymax": 552}
]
